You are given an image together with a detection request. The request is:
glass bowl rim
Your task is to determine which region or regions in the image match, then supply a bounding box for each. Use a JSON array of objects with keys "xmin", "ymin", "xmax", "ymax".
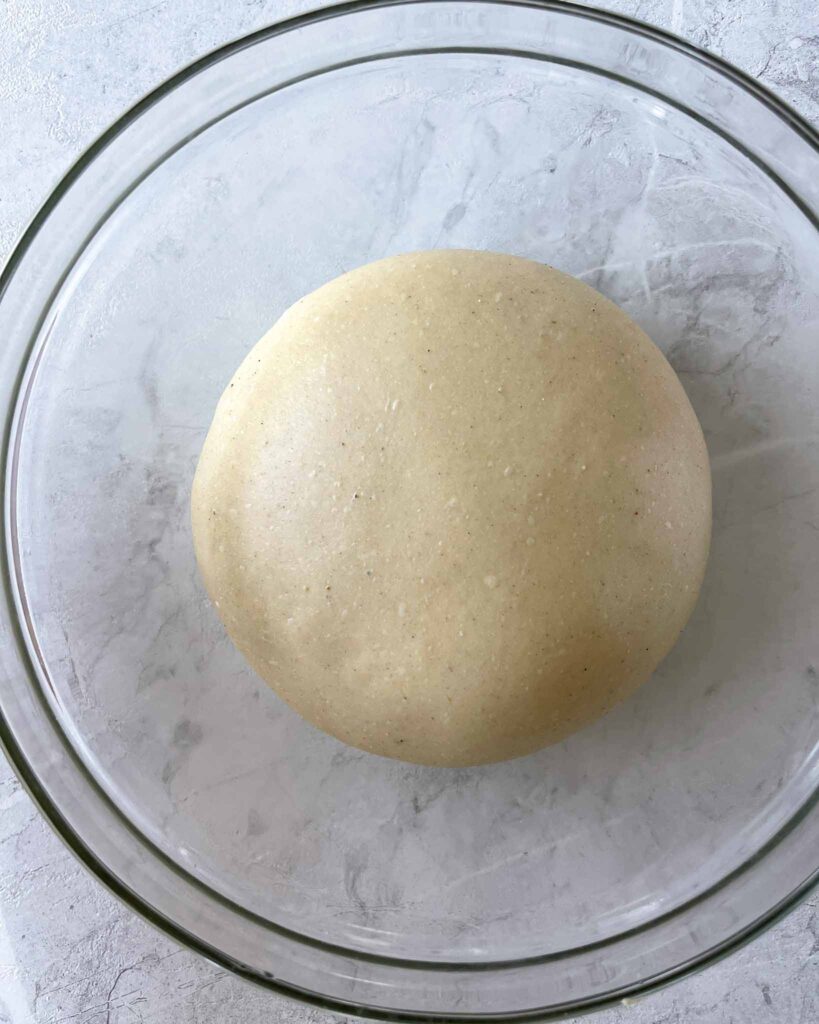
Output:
[{"xmin": 1, "ymin": 0, "xmax": 818, "ymax": 1019}]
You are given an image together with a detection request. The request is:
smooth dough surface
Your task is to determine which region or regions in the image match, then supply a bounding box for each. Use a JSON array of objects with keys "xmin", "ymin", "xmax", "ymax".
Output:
[{"xmin": 192, "ymin": 250, "xmax": 711, "ymax": 766}]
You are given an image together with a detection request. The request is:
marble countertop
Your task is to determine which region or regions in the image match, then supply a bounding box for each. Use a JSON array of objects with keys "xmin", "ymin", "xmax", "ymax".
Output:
[{"xmin": 1, "ymin": 1, "xmax": 817, "ymax": 1022}]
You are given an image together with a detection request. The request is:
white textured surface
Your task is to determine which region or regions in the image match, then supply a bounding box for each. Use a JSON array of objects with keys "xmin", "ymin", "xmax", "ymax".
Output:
[{"xmin": 0, "ymin": 1, "xmax": 818, "ymax": 1022}]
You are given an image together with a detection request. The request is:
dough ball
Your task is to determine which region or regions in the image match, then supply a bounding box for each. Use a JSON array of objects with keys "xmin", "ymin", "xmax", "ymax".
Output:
[{"xmin": 192, "ymin": 250, "xmax": 711, "ymax": 766}]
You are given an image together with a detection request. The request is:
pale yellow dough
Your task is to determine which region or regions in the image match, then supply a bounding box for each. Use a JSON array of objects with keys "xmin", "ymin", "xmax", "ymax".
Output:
[{"xmin": 192, "ymin": 250, "xmax": 711, "ymax": 766}]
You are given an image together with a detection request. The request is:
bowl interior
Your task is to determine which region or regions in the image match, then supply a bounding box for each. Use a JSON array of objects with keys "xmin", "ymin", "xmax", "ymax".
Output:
[{"xmin": 11, "ymin": 46, "xmax": 819, "ymax": 965}]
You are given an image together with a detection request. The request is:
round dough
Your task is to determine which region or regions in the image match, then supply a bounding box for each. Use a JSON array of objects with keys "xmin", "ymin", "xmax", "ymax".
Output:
[{"xmin": 192, "ymin": 250, "xmax": 711, "ymax": 766}]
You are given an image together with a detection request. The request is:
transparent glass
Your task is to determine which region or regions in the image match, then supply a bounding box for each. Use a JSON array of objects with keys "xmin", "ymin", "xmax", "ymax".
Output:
[{"xmin": 1, "ymin": 1, "xmax": 818, "ymax": 1019}]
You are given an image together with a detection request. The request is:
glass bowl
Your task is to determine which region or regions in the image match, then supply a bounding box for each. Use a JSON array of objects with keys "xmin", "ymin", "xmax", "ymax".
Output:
[{"xmin": 1, "ymin": 1, "xmax": 818, "ymax": 1019}]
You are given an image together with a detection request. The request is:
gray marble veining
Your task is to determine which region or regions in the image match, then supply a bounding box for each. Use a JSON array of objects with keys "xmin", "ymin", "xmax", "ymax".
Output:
[{"xmin": 1, "ymin": 1, "xmax": 818, "ymax": 1023}]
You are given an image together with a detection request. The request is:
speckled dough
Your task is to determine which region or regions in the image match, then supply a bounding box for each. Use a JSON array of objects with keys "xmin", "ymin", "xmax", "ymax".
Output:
[{"xmin": 192, "ymin": 250, "xmax": 711, "ymax": 766}]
